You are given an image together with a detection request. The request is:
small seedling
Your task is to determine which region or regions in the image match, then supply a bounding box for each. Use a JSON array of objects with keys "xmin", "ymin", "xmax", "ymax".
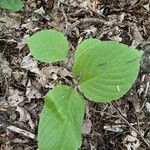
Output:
[
  {"xmin": 27, "ymin": 29, "xmax": 142, "ymax": 150},
  {"xmin": 0, "ymin": 0, "xmax": 23, "ymax": 12}
]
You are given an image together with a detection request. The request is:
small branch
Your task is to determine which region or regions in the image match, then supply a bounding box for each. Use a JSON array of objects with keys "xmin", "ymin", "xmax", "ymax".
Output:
[
  {"xmin": 0, "ymin": 72, "xmax": 9, "ymax": 100},
  {"xmin": 110, "ymin": 102, "xmax": 150, "ymax": 148},
  {"xmin": 63, "ymin": 18, "xmax": 109, "ymax": 35},
  {"xmin": 144, "ymin": 81, "xmax": 150, "ymax": 98},
  {"xmin": 0, "ymin": 124, "xmax": 35, "ymax": 139},
  {"xmin": 60, "ymin": 3, "xmax": 68, "ymax": 28}
]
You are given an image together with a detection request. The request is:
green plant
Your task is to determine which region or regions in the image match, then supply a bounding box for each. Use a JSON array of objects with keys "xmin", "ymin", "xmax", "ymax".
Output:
[
  {"xmin": 0, "ymin": 0, "xmax": 23, "ymax": 12},
  {"xmin": 27, "ymin": 29, "xmax": 142, "ymax": 150}
]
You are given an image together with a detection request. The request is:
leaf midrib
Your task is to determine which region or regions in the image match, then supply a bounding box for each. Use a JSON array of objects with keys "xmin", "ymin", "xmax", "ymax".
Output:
[{"xmin": 53, "ymin": 91, "xmax": 75, "ymax": 150}]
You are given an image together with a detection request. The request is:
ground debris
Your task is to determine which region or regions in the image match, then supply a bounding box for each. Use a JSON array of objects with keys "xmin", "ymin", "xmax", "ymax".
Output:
[
  {"xmin": 20, "ymin": 54, "xmax": 39, "ymax": 74},
  {"xmin": 123, "ymin": 134, "xmax": 140, "ymax": 150},
  {"xmin": 7, "ymin": 88, "xmax": 24, "ymax": 107},
  {"xmin": 0, "ymin": 0, "xmax": 150, "ymax": 149},
  {"xmin": 0, "ymin": 54, "xmax": 12, "ymax": 77}
]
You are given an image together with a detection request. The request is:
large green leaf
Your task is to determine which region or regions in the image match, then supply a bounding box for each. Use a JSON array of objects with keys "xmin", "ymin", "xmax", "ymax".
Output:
[
  {"xmin": 0, "ymin": 0, "xmax": 23, "ymax": 11},
  {"xmin": 72, "ymin": 39, "xmax": 142, "ymax": 102},
  {"xmin": 27, "ymin": 30, "xmax": 69, "ymax": 63},
  {"xmin": 38, "ymin": 85, "xmax": 85, "ymax": 150}
]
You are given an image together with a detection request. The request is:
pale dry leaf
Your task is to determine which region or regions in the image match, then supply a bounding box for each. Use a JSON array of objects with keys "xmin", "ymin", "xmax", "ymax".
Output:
[
  {"xmin": 12, "ymin": 70, "xmax": 24, "ymax": 81},
  {"xmin": 119, "ymin": 13, "xmax": 125, "ymax": 23},
  {"xmin": 38, "ymin": 65, "xmax": 60, "ymax": 87},
  {"xmin": 131, "ymin": 130, "xmax": 138, "ymax": 137},
  {"xmin": 90, "ymin": 144, "xmax": 96, "ymax": 150},
  {"xmin": 22, "ymin": 22, "xmax": 33, "ymax": 30},
  {"xmin": 26, "ymin": 86, "xmax": 42, "ymax": 100},
  {"xmin": 146, "ymin": 131, "xmax": 150, "ymax": 138},
  {"xmin": 68, "ymin": 0, "xmax": 78, "ymax": 7},
  {"xmin": 40, "ymin": 65, "xmax": 60, "ymax": 76},
  {"xmin": 145, "ymin": 102, "xmax": 150, "ymax": 112},
  {"xmin": 104, "ymin": 124, "xmax": 123, "ymax": 132},
  {"xmin": 0, "ymin": 14, "xmax": 21, "ymax": 30},
  {"xmin": 59, "ymin": 68, "xmax": 73, "ymax": 78},
  {"xmin": 141, "ymin": 44, "xmax": 150, "ymax": 73},
  {"xmin": 16, "ymin": 106, "xmax": 27, "ymax": 122},
  {"xmin": 123, "ymin": 135, "xmax": 140, "ymax": 150},
  {"xmin": 137, "ymin": 84, "xmax": 144, "ymax": 95},
  {"xmin": 131, "ymin": 24, "xmax": 144, "ymax": 48},
  {"xmin": 12, "ymin": 138, "xmax": 29, "ymax": 144},
  {"xmin": 143, "ymin": 4, "xmax": 149, "ymax": 11},
  {"xmin": 52, "ymin": 73, "xmax": 58, "ymax": 81},
  {"xmin": 129, "ymin": 90, "xmax": 141, "ymax": 113},
  {"xmin": 82, "ymin": 119, "xmax": 92, "ymax": 135},
  {"xmin": 130, "ymin": 0, "xmax": 138, "ymax": 5},
  {"xmin": 16, "ymin": 35, "xmax": 30, "ymax": 50},
  {"xmin": 110, "ymin": 34, "xmax": 122, "ymax": 42},
  {"xmin": 0, "ymin": 100, "xmax": 8, "ymax": 111},
  {"xmin": 79, "ymin": 0, "xmax": 92, "ymax": 9},
  {"xmin": 20, "ymin": 54, "xmax": 40, "ymax": 73},
  {"xmin": 8, "ymin": 89, "xmax": 24, "ymax": 107},
  {"xmin": 16, "ymin": 106, "xmax": 35, "ymax": 129},
  {"xmin": 84, "ymin": 26, "xmax": 97, "ymax": 36},
  {"xmin": 85, "ymin": 102, "xmax": 91, "ymax": 118},
  {"xmin": 26, "ymin": 79, "xmax": 42, "ymax": 100},
  {"xmin": 21, "ymin": 72, "xmax": 28, "ymax": 87},
  {"xmin": 0, "ymin": 54, "xmax": 12, "ymax": 77},
  {"xmin": 21, "ymin": 19, "xmax": 39, "ymax": 32},
  {"xmin": 34, "ymin": 7, "xmax": 45, "ymax": 15}
]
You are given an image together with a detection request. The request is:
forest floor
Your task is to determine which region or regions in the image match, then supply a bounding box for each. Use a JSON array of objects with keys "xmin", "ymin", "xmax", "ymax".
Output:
[{"xmin": 0, "ymin": 0, "xmax": 150, "ymax": 150}]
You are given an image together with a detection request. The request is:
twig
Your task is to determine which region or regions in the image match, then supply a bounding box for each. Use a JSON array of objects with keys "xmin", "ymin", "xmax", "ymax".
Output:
[
  {"xmin": 60, "ymin": 3, "xmax": 68, "ymax": 28},
  {"xmin": 140, "ymin": 75, "xmax": 150, "ymax": 111},
  {"xmin": 63, "ymin": 18, "xmax": 109, "ymax": 35},
  {"xmin": 0, "ymin": 72, "xmax": 9, "ymax": 100},
  {"xmin": 140, "ymin": 98, "xmax": 148, "ymax": 111},
  {"xmin": 110, "ymin": 102, "xmax": 150, "ymax": 148},
  {"xmin": 0, "ymin": 124, "xmax": 35, "ymax": 139},
  {"xmin": 144, "ymin": 81, "xmax": 150, "ymax": 98}
]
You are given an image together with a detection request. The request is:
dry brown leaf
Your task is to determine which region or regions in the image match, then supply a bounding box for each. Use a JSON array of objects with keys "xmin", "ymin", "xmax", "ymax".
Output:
[
  {"xmin": 20, "ymin": 54, "xmax": 40, "ymax": 73},
  {"xmin": 131, "ymin": 24, "xmax": 144, "ymax": 48},
  {"xmin": 26, "ymin": 79, "xmax": 42, "ymax": 100},
  {"xmin": 123, "ymin": 134, "xmax": 140, "ymax": 150},
  {"xmin": 16, "ymin": 106, "xmax": 35, "ymax": 129},
  {"xmin": 82, "ymin": 119, "xmax": 92, "ymax": 135},
  {"xmin": 8, "ymin": 89, "xmax": 24, "ymax": 107},
  {"xmin": 0, "ymin": 54, "xmax": 12, "ymax": 77}
]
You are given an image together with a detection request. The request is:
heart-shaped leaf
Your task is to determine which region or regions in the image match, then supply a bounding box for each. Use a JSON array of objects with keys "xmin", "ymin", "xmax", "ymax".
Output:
[
  {"xmin": 73, "ymin": 39, "xmax": 142, "ymax": 102},
  {"xmin": 27, "ymin": 30, "xmax": 69, "ymax": 63},
  {"xmin": 0, "ymin": 0, "xmax": 23, "ymax": 11},
  {"xmin": 38, "ymin": 85, "xmax": 84, "ymax": 150}
]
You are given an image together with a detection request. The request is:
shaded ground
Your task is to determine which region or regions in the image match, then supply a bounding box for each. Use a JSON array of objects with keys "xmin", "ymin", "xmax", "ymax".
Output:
[{"xmin": 0, "ymin": 0, "xmax": 150, "ymax": 149}]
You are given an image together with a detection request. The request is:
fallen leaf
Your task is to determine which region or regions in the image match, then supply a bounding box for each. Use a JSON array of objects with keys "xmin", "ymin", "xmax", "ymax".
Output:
[
  {"xmin": 145, "ymin": 102, "xmax": 150, "ymax": 112},
  {"xmin": 8, "ymin": 89, "xmax": 24, "ymax": 106},
  {"xmin": 20, "ymin": 54, "xmax": 40, "ymax": 73},
  {"xmin": 0, "ymin": 54, "xmax": 12, "ymax": 77},
  {"xmin": 82, "ymin": 119, "xmax": 92, "ymax": 135},
  {"xmin": 26, "ymin": 79, "xmax": 42, "ymax": 100},
  {"xmin": 16, "ymin": 106, "xmax": 35, "ymax": 129},
  {"xmin": 123, "ymin": 135, "xmax": 140, "ymax": 150},
  {"xmin": 131, "ymin": 24, "xmax": 144, "ymax": 48}
]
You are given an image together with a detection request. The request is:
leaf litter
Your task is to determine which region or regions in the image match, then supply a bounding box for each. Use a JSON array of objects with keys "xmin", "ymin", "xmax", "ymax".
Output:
[{"xmin": 0, "ymin": 0, "xmax": 150, "ymax": 149}]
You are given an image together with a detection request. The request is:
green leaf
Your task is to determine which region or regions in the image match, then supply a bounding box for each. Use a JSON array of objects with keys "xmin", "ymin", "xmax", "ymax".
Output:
[
  {"xmin": 27, "ymin": 30, "xmax": 69, "ymax": 63},
  {"xmin": 0, "ymin": 0, "xmax": 23, "ymax": 12},
  {"xmin": 72, "ymin": 39, "xmax": 142, "ymax": 102},
  {"xmin": 38, "ymin": 85, "xmax": 85, "ymax": 150}
]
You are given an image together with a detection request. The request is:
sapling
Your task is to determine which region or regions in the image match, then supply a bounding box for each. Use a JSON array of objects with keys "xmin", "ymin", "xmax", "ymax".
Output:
[{"xmin": 27, "ymin": 29, "xmax": 142, "ymax": 150}]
